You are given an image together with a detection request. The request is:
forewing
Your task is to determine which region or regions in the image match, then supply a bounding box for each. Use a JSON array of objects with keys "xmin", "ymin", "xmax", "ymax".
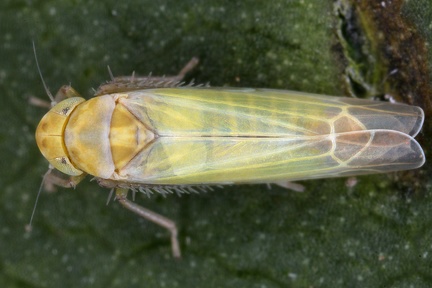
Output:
[
  {"xmin": 115, "ymin": 88, "xmax": 424, "ymax": 185},
  {"xmin": 121, "ymin": 130, "xmax": 424, "ymax": 185},
  {"xmin": 122, "ymin": 88, "xmax": 424, "ymax": 137}
]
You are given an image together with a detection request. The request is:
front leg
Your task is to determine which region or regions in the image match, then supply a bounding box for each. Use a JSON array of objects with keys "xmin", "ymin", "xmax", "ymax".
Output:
[
  {"xmin": 29, "ymin": 85, "xmax": 83, "ymax": 109},
  {"xmin": 44, "ymin": 171, "xmax": 87, "ymax": 189}
]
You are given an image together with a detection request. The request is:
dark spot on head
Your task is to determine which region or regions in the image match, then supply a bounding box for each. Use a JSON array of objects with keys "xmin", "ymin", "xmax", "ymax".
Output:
[
  {"xmin": 61, "ymin": 157, "xmax": 67, "ymax": 164},
  {"xmin": 62, "ymin": 107, "xmax": 70, "ymax": 115}
]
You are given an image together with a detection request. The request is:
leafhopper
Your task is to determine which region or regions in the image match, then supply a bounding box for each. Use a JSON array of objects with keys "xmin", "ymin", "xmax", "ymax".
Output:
[{"xmin": 33, "ymin": 58, "xmax": 425, "ymax": 258}]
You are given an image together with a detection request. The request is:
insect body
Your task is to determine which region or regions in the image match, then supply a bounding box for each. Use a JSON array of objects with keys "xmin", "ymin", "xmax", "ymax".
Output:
[{"xmin": 35, "ymin": 72, "xmax": 425, "ymax": 257}]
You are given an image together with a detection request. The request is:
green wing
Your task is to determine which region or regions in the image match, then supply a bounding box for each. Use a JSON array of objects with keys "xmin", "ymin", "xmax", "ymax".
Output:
[{"xmin": 116, "ymin": 88, "xmax": 424, "ymax": 185}]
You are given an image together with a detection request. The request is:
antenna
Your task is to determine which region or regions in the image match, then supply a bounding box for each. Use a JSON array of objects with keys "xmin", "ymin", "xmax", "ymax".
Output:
[
  {"xmin": 28, "ymin": 167, "xmax": 53, "ymax": 230},
  {"xmin": 32, "ymin": 41, "xmax": 56, "ymax": 105}
]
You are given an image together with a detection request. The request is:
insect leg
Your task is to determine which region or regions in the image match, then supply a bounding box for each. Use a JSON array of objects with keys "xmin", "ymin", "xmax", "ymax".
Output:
[
  {"xmin": 95, "ymin": 57, "xmax": 199, "ymax": 95},
  {"xmin": 53, "ymin": 85, "xmax": 82, "ymax": 102},
  {"xmin": 175, "ymin": 57, "xmax": 200, "ymax": 80},
  {"xmin": 271, "ymin": 181, "xmax": 305, "ymax": 192},
  {"xmin": 28, "ymin": 96, "xmax": 52, "ymax": 109},
  {"xmin": 30, "ymin": 85, "xmax": 83, "ymax": 108},
  {"xmin": 115, "ymin": 188, "xmax": 181, "ymax": 258},
  {"xmin": 45, "ymin": 171, "xmax": 87, "ymax": 189},
  {"xmin": 113, "ymin": 57, "xmax": 199, "ymax": 83}
]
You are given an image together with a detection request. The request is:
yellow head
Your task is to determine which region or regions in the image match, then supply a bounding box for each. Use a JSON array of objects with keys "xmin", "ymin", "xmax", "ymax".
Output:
[{"xmin": 35, "ymin": 97, "xmax": 85, "ymax": 176}]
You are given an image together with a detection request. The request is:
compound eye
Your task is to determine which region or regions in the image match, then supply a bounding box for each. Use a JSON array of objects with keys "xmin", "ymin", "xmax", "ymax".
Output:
[{"xmin": 51, "ymin": 157, "xmax": 83, "ymax": 176}]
